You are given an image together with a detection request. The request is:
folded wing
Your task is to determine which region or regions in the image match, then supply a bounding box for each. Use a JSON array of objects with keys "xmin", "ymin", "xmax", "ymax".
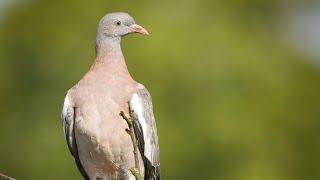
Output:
[
  {"xmin": 130, "ymin": 87, "xmax": 160, "ymax": 180},
  {"xmin": 61, "ymin": 96, "xmax": 90, "ymax": 180}
]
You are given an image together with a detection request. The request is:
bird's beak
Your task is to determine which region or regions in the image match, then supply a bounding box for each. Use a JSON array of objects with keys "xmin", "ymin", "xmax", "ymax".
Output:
[{"xmin": 130, "ymin": 24, "xmax": 149, "ymax": 35}]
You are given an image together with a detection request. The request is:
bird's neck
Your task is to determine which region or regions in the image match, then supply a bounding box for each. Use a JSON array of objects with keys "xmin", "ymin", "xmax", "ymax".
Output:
[
  {"xmin": 95, "ymin": 36, "xmax": 122, "ymax": 59},
  {"xmin": 94, "ymin": 36, "xmax": 132, "ymax": 79}
]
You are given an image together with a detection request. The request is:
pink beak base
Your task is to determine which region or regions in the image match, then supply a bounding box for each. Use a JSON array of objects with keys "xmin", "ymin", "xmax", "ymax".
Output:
[{"xmin": 131, "ymin": 24, "xmax": 149, "ymax": 35}]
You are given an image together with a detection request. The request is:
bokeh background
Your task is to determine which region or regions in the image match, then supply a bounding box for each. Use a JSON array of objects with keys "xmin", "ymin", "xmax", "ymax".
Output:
[{"xmin": 1, "ymin": 0, "xmax": 320, "ymax": 179}]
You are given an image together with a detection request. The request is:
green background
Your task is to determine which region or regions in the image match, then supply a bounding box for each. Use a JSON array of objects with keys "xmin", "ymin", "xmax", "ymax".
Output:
[{"xmin": 0, "ymin": 0, "xmax": 320, "ymax": 179}]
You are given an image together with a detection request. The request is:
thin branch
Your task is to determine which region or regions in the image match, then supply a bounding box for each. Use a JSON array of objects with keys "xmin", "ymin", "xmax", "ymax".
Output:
[
  {"xmin": 120, "ymin": 102, "xmax": 142, "ymax": 180},
  {"xmin": 0, "ymin": 172, "xmax": 16, "ymax": 180}
]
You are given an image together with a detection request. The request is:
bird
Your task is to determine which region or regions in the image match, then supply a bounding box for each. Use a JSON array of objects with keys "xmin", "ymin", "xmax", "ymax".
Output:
[{"xmin": 61, "ymin": 12, "xmax": 160, "ymax": 180}]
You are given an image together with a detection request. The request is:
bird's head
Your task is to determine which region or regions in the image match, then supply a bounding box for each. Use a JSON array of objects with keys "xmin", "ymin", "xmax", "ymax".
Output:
[{"xmin": 97, "ymin": 12, "xmax": 149, "ymax": 38}]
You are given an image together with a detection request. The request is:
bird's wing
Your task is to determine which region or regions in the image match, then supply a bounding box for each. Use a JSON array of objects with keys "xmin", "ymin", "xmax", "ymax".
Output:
[
  {"xmin": 61, "ymin": 95, "xmax": 90, "ymax": 180},
  {"xmin": 130, "ymin": 86, "xmax": 160, "ymax": 180}
]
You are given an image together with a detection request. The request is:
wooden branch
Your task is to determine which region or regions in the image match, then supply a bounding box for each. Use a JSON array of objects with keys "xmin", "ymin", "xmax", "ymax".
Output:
[
  {"xmin": 0, "ymin": 172, "xmax": 16, "ymax": 180},
  {"xmin": 120, "ymin": 103, "xmax": 142, "ymax": 180}
]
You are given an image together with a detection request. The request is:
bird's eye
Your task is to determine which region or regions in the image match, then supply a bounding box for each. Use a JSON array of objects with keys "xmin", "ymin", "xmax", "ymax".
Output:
[{"xmin": 115, "ymin": 21, "xmax": 121, "ymax": 26}]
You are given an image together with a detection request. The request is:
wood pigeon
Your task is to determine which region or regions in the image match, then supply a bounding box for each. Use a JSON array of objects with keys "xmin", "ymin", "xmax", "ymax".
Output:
[{"xmin": 61, "ymin": 12, "xmax": 160, "ymax": 180}]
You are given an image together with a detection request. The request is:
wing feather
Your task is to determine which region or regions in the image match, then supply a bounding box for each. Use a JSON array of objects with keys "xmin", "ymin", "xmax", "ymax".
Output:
[
  {"xmin": 61, "ymin": 96, "xmax": 90, "ymax": 180},
  {"xmin": 130, "ymin": 86, "xmax": 160, "ymax": 180}
]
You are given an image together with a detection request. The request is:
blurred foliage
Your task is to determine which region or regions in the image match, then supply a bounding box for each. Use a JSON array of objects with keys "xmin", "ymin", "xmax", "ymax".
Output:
[{"xmin": 0, "ymin": 0, "xmax": 320, "ymax": 180}]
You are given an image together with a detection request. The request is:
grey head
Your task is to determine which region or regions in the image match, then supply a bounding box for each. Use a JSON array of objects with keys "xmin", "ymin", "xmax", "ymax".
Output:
[
  {"xmin": 97, "ymin": 12, "xmax": 148, "ymax": 37},
  {"xmin": 95, "ymin": 12, "xmax": 149, "ymax": 56}
]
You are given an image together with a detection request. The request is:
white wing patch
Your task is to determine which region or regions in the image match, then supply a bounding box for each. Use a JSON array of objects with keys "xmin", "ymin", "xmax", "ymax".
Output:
[
  {"xmin": 130, "ymin": 93, "xmax": 152, "ymax": 161},
  {"xmin": 62, "ymin": 96, "xmax": 71, "ymax": 117},
  {"xmin": 62, "ymin": 96, "xmax": 71, "ymax": 137}
]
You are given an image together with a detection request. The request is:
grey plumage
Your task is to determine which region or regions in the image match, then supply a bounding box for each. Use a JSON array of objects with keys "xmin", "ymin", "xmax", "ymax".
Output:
[
  {"xmin": 61, "ymin": 106, "xmax": 90, "ymax": 180},
  {"xmin": 130, "ymin": 87, "xmax": 160, "ymax": 180},
  {"xmin": 61, "ymin": 12, "xmax": 160, "ymax": 180}
]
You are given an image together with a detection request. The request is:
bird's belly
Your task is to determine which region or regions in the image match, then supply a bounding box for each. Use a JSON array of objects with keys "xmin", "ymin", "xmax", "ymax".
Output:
[{"xmin": 74, "ymin": 103, "xmax": 135, "ymax": 179}]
